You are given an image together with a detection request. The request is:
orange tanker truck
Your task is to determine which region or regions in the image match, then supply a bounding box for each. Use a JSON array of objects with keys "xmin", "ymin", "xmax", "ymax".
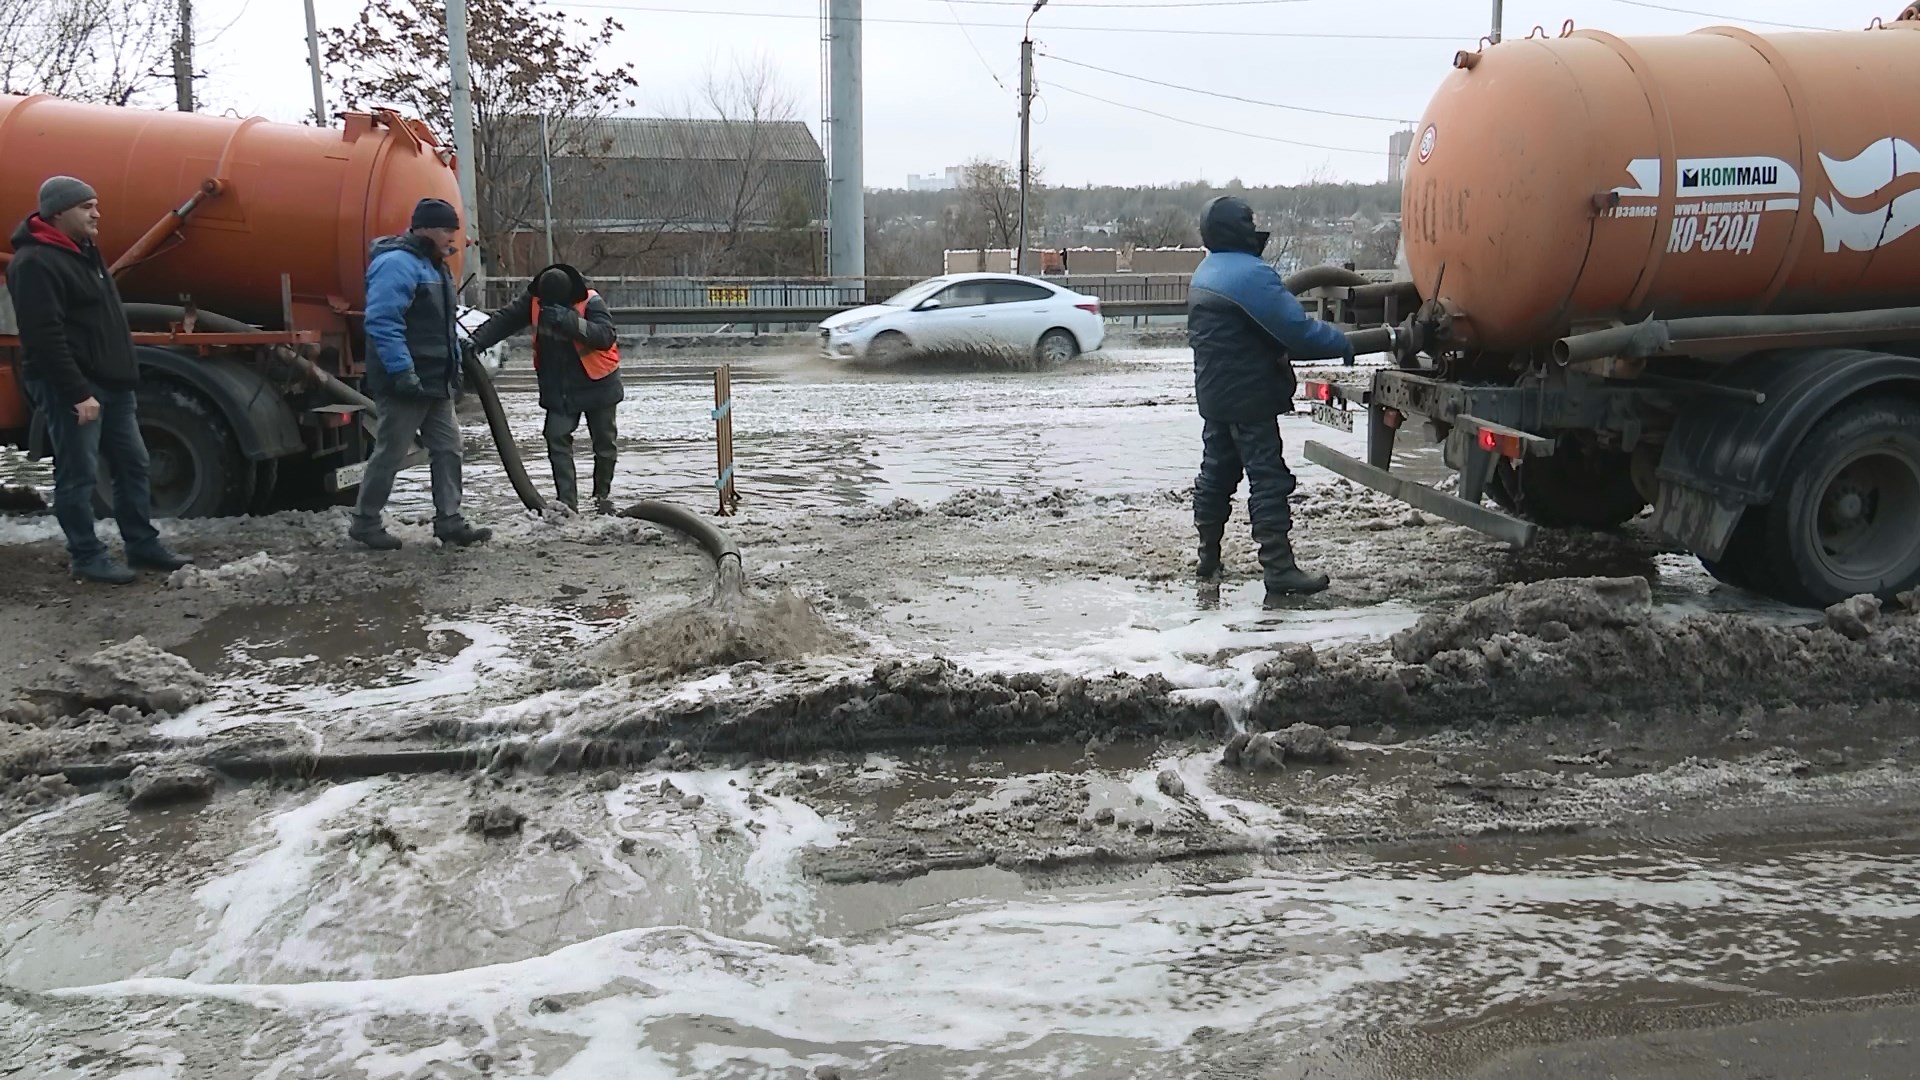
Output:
[
  {"xmin": 0, "ymin": 94, "xmax": 465, "ymax": 518},
  {"xmin": 1305, "ymin": 7, "xmax": 1920, "ymax": 609}
]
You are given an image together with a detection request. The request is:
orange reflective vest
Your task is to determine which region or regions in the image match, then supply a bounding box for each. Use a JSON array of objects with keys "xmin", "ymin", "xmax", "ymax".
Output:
[{"xmin": 530, "ymin": 289, "xmax": 620, "ymax": 381}]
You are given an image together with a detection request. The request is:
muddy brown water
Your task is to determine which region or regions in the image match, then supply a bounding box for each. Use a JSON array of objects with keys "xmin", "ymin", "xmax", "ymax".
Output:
[
  {"xmin": 4, "ymin": 765, "xmax": 1920, "ymax": 1078},
  {"xmin": 0, "ymin": 346, "xmax": 1885, "ymax": 1077}
]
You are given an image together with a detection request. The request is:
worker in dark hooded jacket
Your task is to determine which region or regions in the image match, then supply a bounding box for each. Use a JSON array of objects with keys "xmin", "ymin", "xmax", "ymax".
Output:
[
  {"xmin": 1187, "ymin": 195, "xmax": 1353, "ymax": 602},
  {"xmin": 469, "ymin": 264, "xmax": 623, "ymax": 513}
]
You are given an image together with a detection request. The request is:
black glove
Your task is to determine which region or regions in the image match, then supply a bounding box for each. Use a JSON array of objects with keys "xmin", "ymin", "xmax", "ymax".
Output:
[
  {"xmin": 389, "ymin": 368, "xmax": 427, "ymax": 397},
  {"xmin": 540, "ymin": 304, "xmax": 581, "ymax": 339}
]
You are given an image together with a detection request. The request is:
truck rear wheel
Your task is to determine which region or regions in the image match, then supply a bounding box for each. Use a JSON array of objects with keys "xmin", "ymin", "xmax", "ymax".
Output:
[
  {"xmin": 98, "ymin": 382, "xmax": 253, "ymax": 520},
  {"xmin": 1754, "ymin": 396, "xmax": 1920, "ymax": 608},
  {"xmin": 1491, "ymin": 442, "xmax": 1648, "ymax": 530}
]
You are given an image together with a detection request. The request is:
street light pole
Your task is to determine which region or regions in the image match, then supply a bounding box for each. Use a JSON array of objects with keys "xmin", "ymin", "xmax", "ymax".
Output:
[
  {"xmin": 303, "ymin": 0, "xmax": 328, "ymax": 126},
  {"xmin": 446, "ymin": 0, "xmax": 485, "ymax": 305},
  {"xmin": 1017, "ymin": 0, "xmax": 1047, "ymax": 277}
]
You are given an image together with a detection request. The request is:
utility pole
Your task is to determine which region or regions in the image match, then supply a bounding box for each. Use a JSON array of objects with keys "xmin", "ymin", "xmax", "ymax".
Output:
[
  {"xmin": 1491, "ymin": 0, "xmax": 1504, "ymax": 42},
  {"xmin": 303, "ymin": 0, "xmax": 329, "ymax": 126},
  {"xmin": 1017, "ymin": 0, "xmax": 1047, "ymax": 276},
  {"xmin": 540, "ymin": 113, "xmax": 556, "ymax": 266},
  {"xmin": 826, "ymin": 0, "xmax": 865, "ymax": 287},
  {"xmin": 445, "ymin": 0, "xmax": 485, "ymax": 305},
  {"xmin": 173, "ymin": 0, "xmax": 194, "ymax": 112}
]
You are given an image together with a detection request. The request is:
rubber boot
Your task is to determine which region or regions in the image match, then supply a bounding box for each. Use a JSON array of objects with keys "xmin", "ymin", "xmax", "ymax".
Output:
[
  {"xmin": 71, "ymin": 555, "xmax": 136, "ymax": 585},
  {"xmin": 1256, "ymin": 530, "xmax": 1329, "ymax": 603},
  {"xmin": 1195, "ymin": 522, "xmax": 1225, "ymax": 579},
  {"xmin": 592, "ymin": 458, "xmax": 616, "ymax": 516}
]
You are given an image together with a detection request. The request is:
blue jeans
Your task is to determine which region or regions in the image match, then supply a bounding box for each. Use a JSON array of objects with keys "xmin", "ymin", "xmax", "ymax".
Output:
[{"xmin": 25, "ymin": 378, "xmax": 160, "ymax": 563}]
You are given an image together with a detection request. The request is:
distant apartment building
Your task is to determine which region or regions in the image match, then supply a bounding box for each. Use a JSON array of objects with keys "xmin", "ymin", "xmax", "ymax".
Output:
[
  {"xmin": 908, "ymin": 167, "xmax": 962, "ymax": 191},
  {"xmin": 1387, "ymin": 128, "xmax": 1417, "ymax": 185}
]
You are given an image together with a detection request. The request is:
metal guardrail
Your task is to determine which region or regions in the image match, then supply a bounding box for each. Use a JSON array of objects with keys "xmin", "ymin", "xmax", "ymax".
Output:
[
  {"xmin": 484, "ymin": 274, "xmax": 1199, "ymax": 311},
  {"xmin": 607, "ymin": 299, "xmax": 1191, "ymax": 327}
]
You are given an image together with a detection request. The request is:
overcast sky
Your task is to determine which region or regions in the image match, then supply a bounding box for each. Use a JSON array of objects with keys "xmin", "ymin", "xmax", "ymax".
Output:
[{"xmin": 195, "ymin": 0, "xmax": 1892, "ymax": 189}]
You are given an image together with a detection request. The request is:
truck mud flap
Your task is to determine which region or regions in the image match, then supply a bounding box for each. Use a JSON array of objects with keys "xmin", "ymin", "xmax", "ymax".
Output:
[{"xmin": 1303, "ymin": 440, "xmax": 1538, "ymax": 549}]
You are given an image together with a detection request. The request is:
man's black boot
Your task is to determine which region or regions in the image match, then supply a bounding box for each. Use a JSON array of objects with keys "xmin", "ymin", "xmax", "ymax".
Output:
[
  {"xmin": 1195, "ymin": 523, "xmax": 1225, "ymax": 579},
  {"xmin": 349, "ymin": 524, "xmax": 403, "ymax": 551},
  {"xmin": 72, "ymin": 556, "xmax": 136, "ymax": 585},
  {"xmin": 127, "ymin": 542, "xmax": 192, "ymax": 572},
  {"xmin": 436, "ymin": 523, "xmax": 494, "ymax": 547}
]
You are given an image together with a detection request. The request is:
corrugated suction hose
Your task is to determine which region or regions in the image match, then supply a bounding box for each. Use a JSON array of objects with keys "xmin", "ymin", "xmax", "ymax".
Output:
[{"xmin": 460, "ymin": 350, "xmax": 745, "ymax": 600}]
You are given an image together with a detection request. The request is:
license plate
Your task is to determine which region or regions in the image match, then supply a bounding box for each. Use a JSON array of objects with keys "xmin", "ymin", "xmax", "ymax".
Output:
[
  {"xmin": 332, "ymin": 460, "xmax": 368, "ymax": 491},
  {"xmin": 1311, "ymin": 402, "xmax": 1354, "ymax": 432}
]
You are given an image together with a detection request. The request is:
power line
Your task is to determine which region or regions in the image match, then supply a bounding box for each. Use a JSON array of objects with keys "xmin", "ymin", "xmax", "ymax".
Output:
[
  {"xmin": 559, "ymin": 3, "xmax": 1469, "ymax": 41},
  {"xmin": 1044, "ymin": 80, "xmax": 1385, "ymax": 156},
  {"xmin": 1605, "ymin": 1, "xmax": 1838, "ymax": 31},
  {"xmin": 1042, "ymin": 52, "xmax": 1416, "ymax": 123},
  {"xmin": 943, "ymin": 0, "xmax": 1011, "ymax": 93}
]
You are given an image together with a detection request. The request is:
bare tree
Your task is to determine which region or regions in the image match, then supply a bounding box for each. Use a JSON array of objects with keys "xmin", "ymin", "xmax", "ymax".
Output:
[
  {"xmin": 1265, "ymin": 161, "xmax": 1340, "ymax": 270},
  {"xmin": 322, "ymin": 0, "xmax": 638, "ymax": 275},
  {"xmin": 945, "ymin": 157, "xmax": 1045, "ymax": 253},
  {"xmin": 1118, "ymin": 205, "xmax": 1196, "ymax": 249},
  {"xmin": 0, "ymin": 0, "xmax": 177, "ymax": 106},
  {"xmin": 670, "ymin": 53, "xmax": 808, "ymax": 276}
]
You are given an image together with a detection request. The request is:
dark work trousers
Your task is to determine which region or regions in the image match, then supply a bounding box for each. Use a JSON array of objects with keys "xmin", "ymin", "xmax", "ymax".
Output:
[
  {"xmin": 24, "ymin": 377, "xmax": 161, "ymax": 565},
  {"xmin": 544, "ymin": 405, "xmax": 619, "ymax": 508},
  {"xmin": 1193, "ymin": 417, "xmax": 1299, "ymax": 581}
]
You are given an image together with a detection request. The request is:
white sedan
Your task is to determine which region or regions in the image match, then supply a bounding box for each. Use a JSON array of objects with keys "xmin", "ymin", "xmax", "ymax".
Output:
[{"xmin": 818, "ymin": 273, "xmax": 1106, "ymax": 364}]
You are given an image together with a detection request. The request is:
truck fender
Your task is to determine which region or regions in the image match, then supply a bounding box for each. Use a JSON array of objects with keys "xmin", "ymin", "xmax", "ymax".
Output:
[
  {"xmin": 134, "ymin": 346, "xmax": 304, "ymax": 461},
  {"xmin": 1652, "ymin": 348, "xmax": 1920, "ymax": 556}
]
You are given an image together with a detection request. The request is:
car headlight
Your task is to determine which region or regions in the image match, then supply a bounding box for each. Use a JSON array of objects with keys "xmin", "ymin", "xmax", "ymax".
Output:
[{"xmin": 833, "ymin": 317, "xmax": 879, "ymax": 335}]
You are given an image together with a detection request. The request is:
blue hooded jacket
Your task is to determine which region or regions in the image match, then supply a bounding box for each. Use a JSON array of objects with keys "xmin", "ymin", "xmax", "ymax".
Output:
[
  {"xmin": 363, "ymin": 233, "xmax": 462, "ymax": 399},
  {"xmin": 1187, "ymin": 196, "xmax": 1351, "ymax": 422}
]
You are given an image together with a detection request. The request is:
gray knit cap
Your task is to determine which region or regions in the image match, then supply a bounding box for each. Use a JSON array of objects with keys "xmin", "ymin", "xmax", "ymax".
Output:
[{"xmin": 38, "ymin": 176, "xmax": 97, "ymax": 220}]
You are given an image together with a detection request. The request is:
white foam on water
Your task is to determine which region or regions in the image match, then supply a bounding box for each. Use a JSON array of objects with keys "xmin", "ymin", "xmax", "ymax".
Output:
[
  {"xmin": 177, "ymin": 780, "xmax": 381, "ymax": 981},
  {"xmin": 643, "ymin": 767, "xmax": 845, "ymax": 941},
  {"xmin": 51, "ymin": 843, "xmax": 1920, "ymax": 1077}
]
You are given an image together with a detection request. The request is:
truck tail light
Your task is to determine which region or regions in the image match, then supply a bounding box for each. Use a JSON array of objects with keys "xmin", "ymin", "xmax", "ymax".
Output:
[
  {"xmin": 1303, "ymin": 379, "xmax": 1342, "ymax": 404},
  {"xmin": 1477, "ymin": 427, "xmax": 1528, "ymax": 460}
]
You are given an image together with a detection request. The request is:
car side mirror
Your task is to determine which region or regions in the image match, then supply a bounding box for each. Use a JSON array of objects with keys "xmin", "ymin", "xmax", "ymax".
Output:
[{"xmin": 916, "ymin": 298, "xmax": 943, "ymax": 311}]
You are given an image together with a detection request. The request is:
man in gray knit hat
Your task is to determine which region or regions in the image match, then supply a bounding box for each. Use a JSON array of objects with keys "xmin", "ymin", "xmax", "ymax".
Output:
[{"xmin": 7, "ymin": 175, "xmax": 191, "ymax": 584}]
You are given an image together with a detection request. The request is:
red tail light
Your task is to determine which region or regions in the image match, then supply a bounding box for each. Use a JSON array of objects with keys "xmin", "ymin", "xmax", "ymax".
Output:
[
  {"xmin": 1075, "ymin": 301, "xmax": 1101, "ymax": 314},
  {"xmin": 1304, "ymin": 380, "xmax": 1339, "ymax": 403}
]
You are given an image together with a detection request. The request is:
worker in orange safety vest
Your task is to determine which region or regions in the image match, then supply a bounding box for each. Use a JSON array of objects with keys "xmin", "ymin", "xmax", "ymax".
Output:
[{"xmin": 470, "ymin": 263, "xmax": 625, "ymax": 513}]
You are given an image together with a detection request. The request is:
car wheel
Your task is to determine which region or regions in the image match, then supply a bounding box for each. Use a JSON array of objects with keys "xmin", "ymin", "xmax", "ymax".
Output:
[
  {"xmin": 1036, "ymin": 329, "xmax": 1079, "ymax": 366},
  {"xmin": 868, "ymin": 331, "xmax": 912, "ymax": 365}
]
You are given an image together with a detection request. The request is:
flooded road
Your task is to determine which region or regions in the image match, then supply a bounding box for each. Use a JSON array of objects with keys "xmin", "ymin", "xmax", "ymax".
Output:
[
  {"xmin": 5, "ymin": 761, "xmax": 1920, "ymax": 1078},
  {"xmin": 1, "ymin": 343, "xmax": 1904, "ymax": 1078}
]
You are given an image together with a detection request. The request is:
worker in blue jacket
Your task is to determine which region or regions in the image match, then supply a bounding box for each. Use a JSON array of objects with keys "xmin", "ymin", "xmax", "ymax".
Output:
[
  {"xmin": 1187, "ymin": 195, "xmax": 1352, "ymax": 602},
  {"xmin": 347, "ymin": 197, "xmax": 491, "ymax": 551}
]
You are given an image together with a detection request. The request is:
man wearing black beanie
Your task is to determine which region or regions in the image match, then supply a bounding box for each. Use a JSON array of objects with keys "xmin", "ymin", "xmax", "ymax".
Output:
[
  {"xmin": 348, "ymin": 197, "xmax": 491, "ymax": 550},
  {"xmin": 8, "ymin": 174, "xmax": 192, "ymax": 583}
]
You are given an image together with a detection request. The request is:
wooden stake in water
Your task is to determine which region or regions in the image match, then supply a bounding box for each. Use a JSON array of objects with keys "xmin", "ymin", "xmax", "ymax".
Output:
[{"xmin": 713, "ymin": 364, "xmax": 739, "ymax": 516}]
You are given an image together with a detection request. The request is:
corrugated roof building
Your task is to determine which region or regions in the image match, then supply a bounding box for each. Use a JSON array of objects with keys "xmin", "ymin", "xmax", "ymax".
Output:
[{"xmin": 491, "ymin": 116, "xmax": 828, "ymax": 276}]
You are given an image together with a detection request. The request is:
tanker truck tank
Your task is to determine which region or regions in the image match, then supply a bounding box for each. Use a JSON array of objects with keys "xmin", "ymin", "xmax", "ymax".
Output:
[
  {"xmin": 1401, "ymin": 16, "xmax": 1920, "ymax": 352},
  {"xmin": 0, "ymin": 95, "xmax": 466, "ymax": 519},
  {"xmin": 0, "ymin": 93, "xmax": 464, "ymax": 332}
]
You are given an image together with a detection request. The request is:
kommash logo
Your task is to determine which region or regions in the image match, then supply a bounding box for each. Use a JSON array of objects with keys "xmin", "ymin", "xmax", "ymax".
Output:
[
  {"xmin": 1608, "ymin": 143, "xmax": 1920, "ymax": 256},
  {"xmin": 1682, "ymin": 164, "xmax": 1780, "ymax": 190}
]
